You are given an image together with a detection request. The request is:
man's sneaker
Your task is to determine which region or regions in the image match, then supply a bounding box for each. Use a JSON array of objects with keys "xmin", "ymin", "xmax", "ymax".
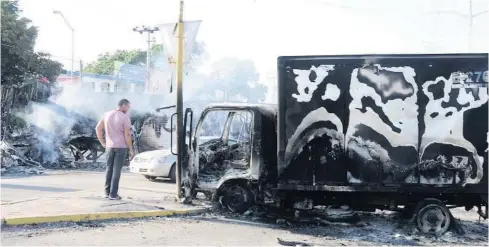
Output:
[{"xmin": 108, "ymin": 195, "xmax": 122, "ymax": 200}]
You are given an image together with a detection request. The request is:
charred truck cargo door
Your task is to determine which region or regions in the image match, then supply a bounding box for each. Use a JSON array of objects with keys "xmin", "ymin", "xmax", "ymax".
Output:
[{"xmin": 276, "ymin": 54, "xmax": 488, "ymax": 194}]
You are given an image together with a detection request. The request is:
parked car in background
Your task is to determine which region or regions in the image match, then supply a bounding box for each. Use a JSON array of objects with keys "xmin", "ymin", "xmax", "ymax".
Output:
[
  {"xmin": 129, "ymin": 136, "xmax": 220, "ymax": 182},
  {"xmin": 129, "ymin": 148, "xmax": 177, "ymax": 182}
]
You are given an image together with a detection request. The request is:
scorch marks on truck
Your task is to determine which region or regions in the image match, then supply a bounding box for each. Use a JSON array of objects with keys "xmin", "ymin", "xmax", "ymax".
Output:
[
  {"xmin": 421, "ymin": 73, "xmax": 487, "ymax": 184},
  {"xmin": 285, "ymin": 63, "xmax": 487, "ymax": 186},
  {"xmin": 292, "ymin": 65, "xmax": 335, "ymax": 102},
  {"xmin": 347, "ymin": 65, "xmax": 419, "ymax": 184},
  {"xmin": 284, "ymin": 107, "xmax": 344, "ymax": 168}
]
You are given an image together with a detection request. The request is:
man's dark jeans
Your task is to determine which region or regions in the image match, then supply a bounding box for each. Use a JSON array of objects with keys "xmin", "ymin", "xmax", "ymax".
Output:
[{"xmin": 105, "ymin": 148, "xmax": 127, "ymax": 197}]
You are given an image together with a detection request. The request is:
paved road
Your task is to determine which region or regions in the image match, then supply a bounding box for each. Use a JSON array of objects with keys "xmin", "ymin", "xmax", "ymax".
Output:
[
  {"xmin": 1, "ymin": 170, "xmax": 488, "ymax": 246},
  {"xmin": 2, "ymin": 214, "xmax": 488, "ymax": 246},
  {"xmin": 1, "ymin": 170, "xmax": 176, "ymax": 204}
]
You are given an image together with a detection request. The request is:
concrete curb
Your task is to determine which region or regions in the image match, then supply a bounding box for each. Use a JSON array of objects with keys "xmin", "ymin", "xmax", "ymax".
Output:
[{"xmin": 2, "ymin": 208, "xmax": 208, "ymax": 226}]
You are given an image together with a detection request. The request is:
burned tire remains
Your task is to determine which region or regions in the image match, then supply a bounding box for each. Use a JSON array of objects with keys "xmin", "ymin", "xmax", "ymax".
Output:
[
  {"xmin": 415, "ymin": 199, "xmax": 451, "ymax": 236},
  {"xmin": 222, "ymin": 183, "xmax": 253, "ymax": 214}
]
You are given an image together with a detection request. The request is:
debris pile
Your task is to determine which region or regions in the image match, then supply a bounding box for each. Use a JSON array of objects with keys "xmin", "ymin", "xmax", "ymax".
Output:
[
  {"xmin": 1, "ymin": 139, "xmax": 113, "ymax": 175},
  {"xmin": 0, "ymin": 102, "xmax": 101, "ymax": 174},
  {"xmin": 1, "ymin": 105, "xmax": 171, "ymax": 175},
  {"xmin": 0, "ymin": 140, "xmax": 45, "ymax": 175}
]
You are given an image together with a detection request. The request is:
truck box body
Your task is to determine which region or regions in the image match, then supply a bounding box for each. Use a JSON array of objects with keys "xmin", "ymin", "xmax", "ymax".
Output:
[{"xmin": 277, "ymin": 54, "xmax": 488, "ymax": 194}]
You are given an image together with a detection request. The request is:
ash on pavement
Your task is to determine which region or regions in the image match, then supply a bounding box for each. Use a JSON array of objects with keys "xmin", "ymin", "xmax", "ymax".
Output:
[{"xmin": 2, "ymin": 206, "xmax": 487, "ymax": 246}]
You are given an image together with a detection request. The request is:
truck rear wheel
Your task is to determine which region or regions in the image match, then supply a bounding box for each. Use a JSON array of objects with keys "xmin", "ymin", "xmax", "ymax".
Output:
[
  {"xmin": 222, "ymin": 184, "xmax": 253, "ymax": 214},
  {"xmin": 415, "ymin": 199, "xmax": 451, "ymax": 236}
]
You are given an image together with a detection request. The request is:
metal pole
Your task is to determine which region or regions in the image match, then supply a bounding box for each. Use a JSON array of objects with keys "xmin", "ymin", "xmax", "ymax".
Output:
[
  {"xmin": 132, "ymin": 26, "xmax": 159, "ymax": 93},
  {"xmin": 468, "ymin": 0, "xmax": 473, "ymax": 51},
  {"xmin": 430, "ymin": 0, "xmax": 488, "ymax": 51},
  {"xmin": 53, "ymin": 11, "xmax": 74, "ymax": 83},
  {"xmin": 147, "ymin": 31, "xmax": 151, "ymax": 93},
  {"xmin": 175, "ymin": 0, "xmax": 184, "ymax": 198},
  {"xmin": 80, "ymin": 60, "xmax": 83, "ymax": 85},
  {"xmin": 71, "ymin": 29, "xmax": 74, "ymax": 83}
]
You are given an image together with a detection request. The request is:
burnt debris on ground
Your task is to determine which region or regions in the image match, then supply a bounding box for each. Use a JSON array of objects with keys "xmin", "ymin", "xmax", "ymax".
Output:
[
  {"xmin": 191, "ymin": 201, "xmax": 488, "ymax": 246},
  {"xmin": 1, "ymin": 200, "xmax": 486, "ymax": 246},
  {"xmin": 1, "ymin": 101, "xmax": 172, "ymax": 175}
]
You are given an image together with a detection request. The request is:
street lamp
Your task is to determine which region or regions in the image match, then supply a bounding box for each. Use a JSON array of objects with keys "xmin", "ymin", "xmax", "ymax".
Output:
[
  {"xmin": 53, "ymin": 10, "xmax": 75, "ymax": 83},
  {"xmin": 133, "ymin": 26, "xmax": 159, "ymax": 93}
]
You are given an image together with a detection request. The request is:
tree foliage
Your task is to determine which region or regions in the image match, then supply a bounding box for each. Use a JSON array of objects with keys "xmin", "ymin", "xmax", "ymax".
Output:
[
  {"xmin": 1, "ymin": 1, "xmax": 63, "ymax": 87},
  {"xmin": 83, "ymin": 42, "xmax": 206, "ymax": 75},
  {"xmin": 83, "ymin": 49, "xmax": 141, "ymax": 75},
  {"xmin": 1, "ymin": 0, "xmax": 64, "ymax": 138}
]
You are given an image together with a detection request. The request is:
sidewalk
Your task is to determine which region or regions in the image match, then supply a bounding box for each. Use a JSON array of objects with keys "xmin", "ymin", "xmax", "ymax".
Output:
[{"xmin": 1, "ymin": 188, "xmax": 209, "ymax": 226}]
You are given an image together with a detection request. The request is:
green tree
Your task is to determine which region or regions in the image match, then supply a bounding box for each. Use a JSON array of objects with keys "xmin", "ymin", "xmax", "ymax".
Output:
[
  {"xmin": 1, "ymin": 0, "xmax": 64, "ymax": 138},
  {"xmin": 83, "ymin": 42, "xmax": 206, "ymax": 75},
  {"xmin": 83, "ymin": 49, "xmax": 140, "ymax": 75},
  {"xmin": 1, "ymin": 1, "xmax": 63, "ymax": 86}
]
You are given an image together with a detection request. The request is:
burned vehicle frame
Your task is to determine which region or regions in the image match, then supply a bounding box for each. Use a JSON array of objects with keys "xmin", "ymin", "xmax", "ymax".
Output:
[
  {"xmin": 176, "ymin": 53, "xmax": 488, "ymax": 236},
  {"xmin": 179, "ymin": 103, "xmax": 277, "ymax": 212}
]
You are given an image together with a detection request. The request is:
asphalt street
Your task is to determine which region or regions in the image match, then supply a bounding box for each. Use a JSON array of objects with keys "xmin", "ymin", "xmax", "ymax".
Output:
[
  {"xmin": 1, "ymin": 170, "xmax": 488, "ymax": 246},
  {"xmin": 1, "ymin": 170, "xmax": 176, "ymax": 204},
  {"xmin": 2, "ymin": 213, "xmax": 488, "ymax": 246}
]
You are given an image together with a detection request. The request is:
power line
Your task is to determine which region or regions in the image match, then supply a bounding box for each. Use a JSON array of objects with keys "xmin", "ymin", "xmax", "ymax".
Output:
[
  {"xmin": 304, "ymin": 0, "xmax": 488, "ymax": 50},
  {"xmin": 308, "ymin": 0, "xmax": 488, "ymax": 18},
  {"xmin": 133, "ymin": 25, "xmax": 160, "ymax": 93},
  {"xmin": 48, "ymin": 55, "xmax": 82, "ymax": 63},
  {"xmin": 307, "ymin": 0, "xmax": 423, "ymax": 16}
]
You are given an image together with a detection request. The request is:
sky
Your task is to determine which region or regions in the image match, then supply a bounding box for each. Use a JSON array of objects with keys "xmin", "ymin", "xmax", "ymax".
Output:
[{"xmin": 19, "ymin": 0, "xmax": 489, "ymax": 86}]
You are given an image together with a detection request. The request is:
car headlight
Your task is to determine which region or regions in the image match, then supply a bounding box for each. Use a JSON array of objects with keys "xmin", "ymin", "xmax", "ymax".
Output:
[
  {"xmin": 155, "ymin": 156, "xmax": 169, "ymax": 164},
  {"xmin": 133, "ymin": 156, "xmax": 150, "ymax": 163}
]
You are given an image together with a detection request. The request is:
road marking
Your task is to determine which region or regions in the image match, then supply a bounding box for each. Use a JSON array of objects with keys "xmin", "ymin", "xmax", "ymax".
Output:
[{"xmin": 2, "ymin": 208, "xmax": 209, "ymax": 226}]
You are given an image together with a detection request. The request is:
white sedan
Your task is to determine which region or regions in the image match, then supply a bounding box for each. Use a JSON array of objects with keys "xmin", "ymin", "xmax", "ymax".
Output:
[
  {"xmin": 129, "ymin": 148, "xmax": 177, "ymax": 182},
  {"xmin": 129, "ymin": 136, "xmax": 219, "ymax": 182}
]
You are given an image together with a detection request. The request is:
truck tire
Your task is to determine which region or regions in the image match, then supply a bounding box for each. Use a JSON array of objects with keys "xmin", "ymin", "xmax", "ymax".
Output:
[
  {"xmin": 169, "ymin": 164, "xmax": 176, "ymax": 183},
  {"xmin": 222, "ymin": 184, "xmax": 253, "ymax": 214},
  {"xmin": 144, "ymin": 175, "xmax": 157, "ymax": 180},
  {"xmin": 414, "ymin": 199, "xmax": 451, "ymax": 236}
]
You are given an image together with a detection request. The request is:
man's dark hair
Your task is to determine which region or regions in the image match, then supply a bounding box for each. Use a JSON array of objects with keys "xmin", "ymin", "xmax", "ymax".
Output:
[{"xmin": 118, "ymin": 99, "xmax": 130, "ymax": 107}]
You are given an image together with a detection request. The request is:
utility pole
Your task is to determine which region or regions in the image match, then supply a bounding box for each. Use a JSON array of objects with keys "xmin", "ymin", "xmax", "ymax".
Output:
[
  {"xmin": 53, "ymin": 10, "xmax": 74, "ymax": 84},
  {"xmin": 133, "ymin": 26, "xmax": 160, "ymax": 93},
  {"xmin": 464, "ymin": 0, "xmax": 488, "ymax": 51},
  {"xmin": 429, "ymin": 0, "xmax": 488, "ymax": 51},
  {"xmin": 175, "ymin": 0, "xmax": 185, "ymax": 198},
  {"xmin": 80, "ymin": 60, "xmax": 83, "ymax": 85}
]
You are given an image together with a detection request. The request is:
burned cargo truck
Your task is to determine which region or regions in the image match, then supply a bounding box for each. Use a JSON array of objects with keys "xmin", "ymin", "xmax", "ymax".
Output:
[{"xmin": 180, "ymin": 54, "xmax": 488, "ymax": 234}]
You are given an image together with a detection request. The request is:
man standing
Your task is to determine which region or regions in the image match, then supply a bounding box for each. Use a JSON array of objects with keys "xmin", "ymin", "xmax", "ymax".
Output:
[{"xmin": 96, "ymin": 99, "xmax": 134, "ymax": 200}]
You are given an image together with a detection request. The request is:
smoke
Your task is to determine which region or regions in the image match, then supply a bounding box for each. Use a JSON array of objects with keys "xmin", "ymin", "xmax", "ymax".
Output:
[
  {"xmin": 13, "ymin": 55, "xmax": 265, "ymax": 164},
  {"xmin": 15, "ymin": 101, "xmax": 79, "ymax": 163},
  {"xmin": 14, "ymin": 67, "xmax": 207, "ymax": 163},
  {"xmin": 14, "ymin": 81, "xmax": 174, "ymax": 164},
  {"xmin": 53, "ymin": 84, "xmax": 172, "ymax": 119}
]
